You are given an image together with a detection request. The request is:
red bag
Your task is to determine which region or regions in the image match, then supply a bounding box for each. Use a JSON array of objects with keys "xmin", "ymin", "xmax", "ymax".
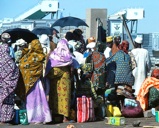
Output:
[
  {"xmin": 88, "ymin": 97, "xmax": 95, "ymax": 122},
  {"xmin": 77, "ymin": 96, "xmax": 95, "ymax": 123}
]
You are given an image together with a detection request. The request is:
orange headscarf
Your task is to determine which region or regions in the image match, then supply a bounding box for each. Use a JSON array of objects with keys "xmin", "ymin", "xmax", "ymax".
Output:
[{"xmin": 137, "ymin": 76, "xmax": 159, "ymax": 111}]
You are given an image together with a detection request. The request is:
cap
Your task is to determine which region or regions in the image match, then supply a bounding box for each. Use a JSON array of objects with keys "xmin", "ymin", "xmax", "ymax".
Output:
[
  {"xmin": 106, "ymin": 36, "xmax": 113, "ymax": 43},
  {"xmin": 134, "ymin": 37, "xmax": 142, "ymax": 44}
]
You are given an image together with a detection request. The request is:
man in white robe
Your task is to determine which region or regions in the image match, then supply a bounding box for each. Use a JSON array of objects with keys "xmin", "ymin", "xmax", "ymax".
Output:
[
  {"xmin": 104, "ymin": 36, "xmax": 113, "ymax": 58},
  {"xmin": 131, "ymin": 37, "xmax": 151, "ymax": 95}
]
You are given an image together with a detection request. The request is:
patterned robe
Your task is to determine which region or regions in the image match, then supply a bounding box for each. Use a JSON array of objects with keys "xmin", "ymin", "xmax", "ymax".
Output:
[
  {"xmin": 19, "ymin": 39, "xmax": 52, "ymax": 123},
  {"xmin": 47, "ymin": 67, "xmax": 71, "ymax": 117},
  {"xmin": 0, "ymin": 43, "xmax": 19, "ymax": 122}
]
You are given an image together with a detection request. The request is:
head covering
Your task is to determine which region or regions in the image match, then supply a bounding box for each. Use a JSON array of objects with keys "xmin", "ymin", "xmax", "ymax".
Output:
[
  {"xmin": 39, "ymin": 34, "xmax": 50, "ymax": 45},
  {"xmin": 134, "ymin": 37, "xmax": 143, "ymax": 44},
  {"xmin": 1, "ymin": 33, "xmax": 10, "ymax": 39},
  {"xmin": 1, "ymin": 33, "xmax": 11, "ymax": 42},
  {"xmin": 151, "ymin": 69, "xmax": 159, "ymax": 79},
  {"xmin": 106, "ymin": 36, "xmax": 113, "ymax": 43},
  {"xmin": 119, "ymin": 40, "xmax": 129, "ymax": 54},
  {"xmin": 19, "ymin": 39, "xmax": 45, "ymax": 93},
  {"xmin": 48, "ymin": 39, "xmax": 72, "ymax": 68},
  {"xmin": 15, "ymin": 38, "xmax": 27, "ymax": 46},
  {"xmin": 88, "ymin": 37, "xmax": 96, "ymax": 44}
]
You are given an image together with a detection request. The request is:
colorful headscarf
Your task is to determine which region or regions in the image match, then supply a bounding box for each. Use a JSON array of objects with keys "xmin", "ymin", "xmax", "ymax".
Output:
[
  {"xmin": 119, "ymin": 40, "xmax": 129, "ymax": 54},
  {"xmin": 45, "ymin": 39, "xmax": 73, "ymax": 76},
  {"xmin": 19, "ymin": 39, "xmax": 45, "ymax": 94},
  {"xmin": 49, "ymin": 39, "xmax": 72, "ymax": 67},
  {"xmin": 151, "ymin": 68, "xmax": 159, "ymax": 79}
]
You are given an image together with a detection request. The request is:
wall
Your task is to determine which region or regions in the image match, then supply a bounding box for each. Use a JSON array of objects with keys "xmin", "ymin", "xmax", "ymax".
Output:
[{"xmin": 85, "ymin": 8, "xmax": 107, "ymax": 40}]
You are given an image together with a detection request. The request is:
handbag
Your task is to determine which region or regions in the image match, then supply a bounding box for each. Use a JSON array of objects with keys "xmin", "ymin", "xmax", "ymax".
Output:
[
  {"xmin": 77, "ymin": 96, "xmax": 95, "ymax": 123},
  {"xmin": 19, "ymin": 109, "xmax": 29, "ymax": 125},
  {"xmin": 121, "ymin": 100, "xmax": 143, "ymax": 118}
]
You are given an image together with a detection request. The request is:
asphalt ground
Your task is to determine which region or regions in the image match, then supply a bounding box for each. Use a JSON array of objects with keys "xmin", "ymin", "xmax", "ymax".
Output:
[{"xmin": 0, "ymin": 117, "xmax": 159, "ymax": 128}]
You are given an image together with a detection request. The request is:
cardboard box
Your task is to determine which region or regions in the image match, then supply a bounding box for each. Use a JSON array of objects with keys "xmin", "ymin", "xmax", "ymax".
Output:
[{"xmin": 105, "ymin": 117, "xmax": 125, "ymax": 126}]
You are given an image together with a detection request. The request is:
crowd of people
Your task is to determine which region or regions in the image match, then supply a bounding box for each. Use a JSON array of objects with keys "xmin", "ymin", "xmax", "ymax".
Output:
[{"xmin": 0, "ymin": 27, "xmax": 157, "ymax": 125}]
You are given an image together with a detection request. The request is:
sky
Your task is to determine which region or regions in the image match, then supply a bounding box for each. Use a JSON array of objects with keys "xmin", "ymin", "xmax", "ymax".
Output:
[{"xmin": 0, "ymin": 0, "xmax": 158, "ymax": 33}]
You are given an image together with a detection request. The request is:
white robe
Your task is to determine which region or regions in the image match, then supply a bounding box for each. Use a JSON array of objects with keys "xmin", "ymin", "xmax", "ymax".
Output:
[
  {"xmin": 131, "ymin": 48, "xmax": 151, "ymax": 95},
  {"xmin": 104, "ymin": 47, "xmax": 111, "ymax": 58}
]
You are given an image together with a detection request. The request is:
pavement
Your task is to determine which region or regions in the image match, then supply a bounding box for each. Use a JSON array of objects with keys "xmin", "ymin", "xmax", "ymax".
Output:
[{"xmin": 0, "ymin": 117, "xmax": 159, "ymax": 128}]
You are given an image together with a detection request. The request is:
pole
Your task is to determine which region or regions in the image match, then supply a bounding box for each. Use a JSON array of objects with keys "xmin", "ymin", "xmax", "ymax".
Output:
[
  {"xmin": 120, "ymin": 15, "xmax": 135, "ymax": 48},
  {"xmin": 96, "ymin": 18, "xmax": 100, "ymax": 51}
]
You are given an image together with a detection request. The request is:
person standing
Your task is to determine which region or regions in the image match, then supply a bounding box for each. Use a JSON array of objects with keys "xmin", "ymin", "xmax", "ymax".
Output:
[
  {"xmin": 0, "ymin": 33, "xmax": 19, "ymax": 124},
  {"xmin": 52, "ymin": 30, "xmax": 59, "ymax": 44},
  {"xmin": 131, "ymin": 37, "xmax": 151, "ymax": 96},
  {"xmin": 45, "ymin": 39, "xmax": 73, "ymax": 122},
  {"xmin": 106, "ymin": 36, "xmax": 135, "ymax": 107},
  {"xmin": 104, "ymin": 36, "xmax": 113, "ymax": 58},
  {"xmin": 19, "ymin": 39, "xmax": 52, "ymax": 124}
]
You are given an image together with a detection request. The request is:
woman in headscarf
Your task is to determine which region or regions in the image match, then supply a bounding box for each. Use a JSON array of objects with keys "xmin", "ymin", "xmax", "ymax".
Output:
[
  {"xmin": 45, "ymin": 39, "xmax": 73, "ymax": 122},
  {"xmin": 119, "ymin": 40, "xmax": 137, "ymax": 70},
  {"xmin": 0, "ymin": 33, "xmax": 19, "ymax": 124},
  {"xmin": 137, "ymin": 68, "xmax": 159, "ymax": 111},
  {"xmin": 105, "ymin": 36, "xmax": 135, "ymax": 108},
  {"xmin": 19, "ymin": 39, "xmax": 52, "ymax": 124}
]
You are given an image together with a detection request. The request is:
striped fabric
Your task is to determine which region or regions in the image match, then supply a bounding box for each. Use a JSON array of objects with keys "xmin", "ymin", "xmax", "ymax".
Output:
[{"xmin": 77, "ymin": 96, "xmax": 95, "ymax": 123}]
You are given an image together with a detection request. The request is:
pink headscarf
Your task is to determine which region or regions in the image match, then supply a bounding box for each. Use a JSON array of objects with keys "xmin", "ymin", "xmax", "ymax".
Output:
[{"xmin": 49, "ymin": 39, "xmax": 73, "ymax": 67}]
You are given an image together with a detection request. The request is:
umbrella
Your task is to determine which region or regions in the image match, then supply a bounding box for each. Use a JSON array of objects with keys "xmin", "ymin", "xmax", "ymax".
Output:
[
  {"xmin": 51, "ymin": 16, "xmax": 89, "ymax": 28},
  {"xmin": 32, "ymin": 27, "xmax": 59, "ymax": 36},
  {"xmin": 2, "ymin": 28, "xmax": 38, "ymax": 43}
]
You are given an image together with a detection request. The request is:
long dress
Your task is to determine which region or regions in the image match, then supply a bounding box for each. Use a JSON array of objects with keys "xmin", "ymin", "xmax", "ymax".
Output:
[
  {"xmin": 19, "ymin": 39, "xmax": 52, "ymax": 123},
  {"xmin": 0, "ymin": 43, "xmax": 19, "ymax": 122},
  {"xmin": 26, "ymin": 79, "xmax": 52, "ymax": 123},
  {"xmin": 106, "ymin": 50, "xmax": 135, "ymax": 103},
  {"xmin": 131, "ymin": 48, "xmax": 151, "ymax": 95},
  {"xmin": 45, "ymin": 39, "xmax": 73, "ymax": 118},
  {"xmin": 47, "ymin": 67, "xmax": 71, "ymax": 117}
]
